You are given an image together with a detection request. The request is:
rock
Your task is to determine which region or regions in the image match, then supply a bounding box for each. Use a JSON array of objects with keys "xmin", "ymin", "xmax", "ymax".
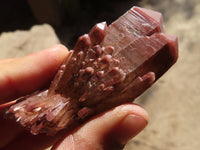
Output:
[{"xmin": 0, "ymin": 24, "xmax": 60, "ymax": 59}]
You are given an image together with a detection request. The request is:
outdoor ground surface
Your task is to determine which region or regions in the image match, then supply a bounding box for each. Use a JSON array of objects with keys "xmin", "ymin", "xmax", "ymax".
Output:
[{"xmin": 0, "ymin": 0, "xmax": 199, "ymax": 150}]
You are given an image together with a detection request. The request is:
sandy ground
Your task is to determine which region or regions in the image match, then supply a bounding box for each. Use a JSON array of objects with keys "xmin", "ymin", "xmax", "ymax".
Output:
[
  {"xmin": 0, "ymin": 0, "xmax": 199, "ymax": 150},
  {"xmin": 0, "ymin": 24, "xmax": 59, "ymax": 59}
]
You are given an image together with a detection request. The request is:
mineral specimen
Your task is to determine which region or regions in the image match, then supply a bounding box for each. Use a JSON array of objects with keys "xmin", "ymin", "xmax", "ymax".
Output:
[{"xmin": 5, "ymin": 6, "xmax": 178, "ymax": 135}]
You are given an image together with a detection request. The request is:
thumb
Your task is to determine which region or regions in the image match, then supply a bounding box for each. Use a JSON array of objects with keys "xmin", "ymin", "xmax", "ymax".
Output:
[{"xmin": 53, "ymin": 104, "xmax": 148, "ymax": 150}]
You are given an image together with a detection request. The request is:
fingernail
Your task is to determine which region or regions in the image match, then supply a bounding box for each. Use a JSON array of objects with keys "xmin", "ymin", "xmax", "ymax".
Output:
[{"xmin": 116, "ymin": 114, "xmax": 148, "ymax": 144}]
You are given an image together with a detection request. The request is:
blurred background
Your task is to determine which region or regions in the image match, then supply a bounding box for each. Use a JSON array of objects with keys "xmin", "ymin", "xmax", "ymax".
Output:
[{"xmin": 0, "ymin": 0, "xmax": 199, "ymax": 149}]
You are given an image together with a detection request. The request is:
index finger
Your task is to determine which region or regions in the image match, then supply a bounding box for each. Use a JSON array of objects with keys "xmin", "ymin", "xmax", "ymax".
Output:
[{"xmin": 0, "ymin": 44, "xmax": 69, "ymax": 104}]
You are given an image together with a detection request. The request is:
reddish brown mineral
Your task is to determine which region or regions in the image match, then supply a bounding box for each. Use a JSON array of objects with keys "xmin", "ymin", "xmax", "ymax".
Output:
[{"xmin": 5, "ymin": 6, "xmax": 178, "ymax": 135}]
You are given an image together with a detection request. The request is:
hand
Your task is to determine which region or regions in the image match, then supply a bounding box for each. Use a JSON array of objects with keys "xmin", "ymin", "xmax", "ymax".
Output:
[{"xmin": 0, "ymin": 45, "xmax": 148, "ymax": 150}]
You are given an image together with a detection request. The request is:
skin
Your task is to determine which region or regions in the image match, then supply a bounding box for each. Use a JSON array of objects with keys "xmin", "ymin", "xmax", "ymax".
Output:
[{"xmin": 0, "ymin": 44, "xmax": 149, "ymax": 150}]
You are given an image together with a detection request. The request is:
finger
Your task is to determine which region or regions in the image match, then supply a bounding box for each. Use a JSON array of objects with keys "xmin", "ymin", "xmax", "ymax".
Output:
[
  {"xmin": 53, "ymin": 103, "xmax": 148, "ymax": 150},
  {"xmin": 0, "ymin": 58, "xmax": 15, "ymax": 64},
  {"xmin": 3, "ymin": 104, "xmax": 148, "ymax": 150},
  {"xmin": 2, "ymin": 122, "xmax": 73, "ymax": 150},
  {"xmin": 3, "ymin": 131, "xmax": 63, "ymax": 150},
  {"xmin": 0, "ymin": 117, "xmax": 23, "ymax": 149},
  {"xmin": 0, "ymin": 44, "xmax": 69, "ymax": 104},
  {"xmin": 0, "ymin": 45, "xmax": 68, "ymax": 148}
]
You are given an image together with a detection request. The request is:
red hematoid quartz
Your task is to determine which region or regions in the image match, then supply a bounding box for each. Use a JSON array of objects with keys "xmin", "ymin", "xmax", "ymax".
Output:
[{"xmin": 5, "ymin": 6, "xmax": 178, "ymax": 135}]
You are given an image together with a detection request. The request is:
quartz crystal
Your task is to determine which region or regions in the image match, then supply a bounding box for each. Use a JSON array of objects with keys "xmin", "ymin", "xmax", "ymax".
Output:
[{"xmin": 5, "ymin": 6, "xmax": 178, "ymax": 135}]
